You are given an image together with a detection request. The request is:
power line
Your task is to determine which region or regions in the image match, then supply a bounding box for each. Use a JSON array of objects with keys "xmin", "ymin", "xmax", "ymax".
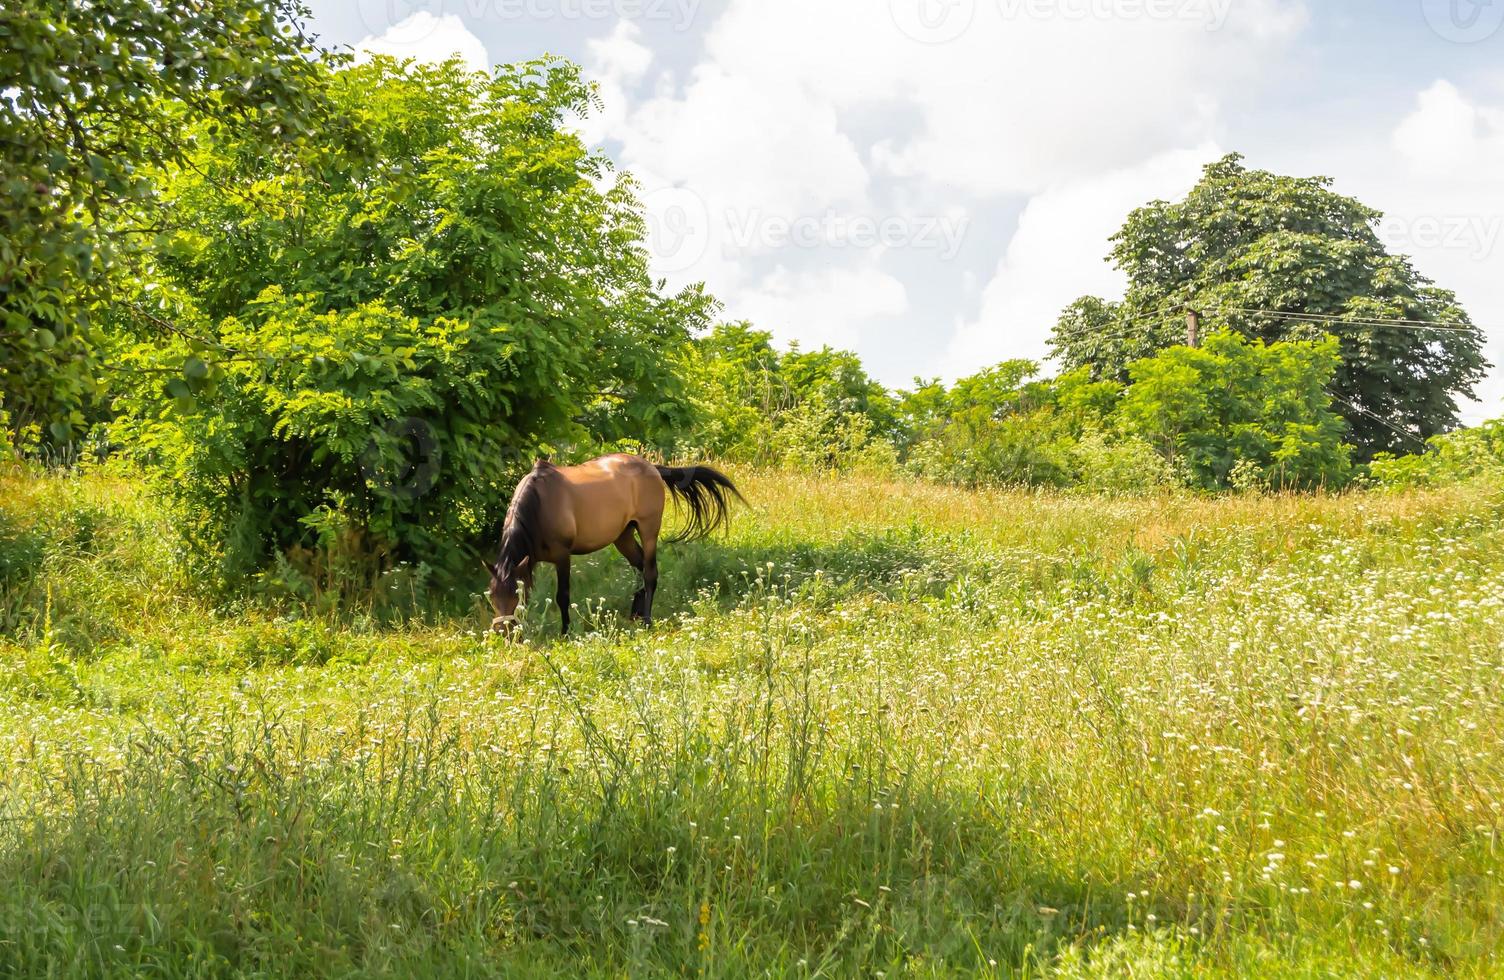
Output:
[
  {"xmin": 1325, "ymin": 391, "xmax": 1431, "ymax": 452},
  {"xmin": 1213, "ymin": 306, "xmax": 1484, "ymax": 335},
  {"xmin": 1098, "ymin": 305, "xmax": 1489, "ymax": 338},
  {"xmin": 1116, "ymin": 308, "xmax": 1186, "ymax": 329},
  {"xmin": 1218, "ymin": 306, "xmax": 1471, "ymax": 329}
]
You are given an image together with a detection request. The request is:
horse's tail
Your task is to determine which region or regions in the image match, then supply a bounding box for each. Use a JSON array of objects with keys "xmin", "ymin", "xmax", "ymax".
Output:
[{"xmin": 656, "ymin": 464, "xmax": 745, "ymax": 542}]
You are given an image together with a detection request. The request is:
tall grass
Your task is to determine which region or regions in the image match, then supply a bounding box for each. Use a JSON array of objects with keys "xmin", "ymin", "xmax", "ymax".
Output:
[{"xmin": 1, "ymin": 464, "xmax": 1502, "ymax": 975}]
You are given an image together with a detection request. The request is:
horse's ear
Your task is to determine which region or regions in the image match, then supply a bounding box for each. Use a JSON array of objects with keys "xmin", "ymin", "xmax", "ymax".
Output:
[{"xmin": 480, "ymin": 558, "xmax": 496, "ymax": 577}]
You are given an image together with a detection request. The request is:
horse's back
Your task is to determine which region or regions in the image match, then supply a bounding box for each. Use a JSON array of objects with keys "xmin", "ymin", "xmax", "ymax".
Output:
[
  {"xmin": 555, "ymin": 455, "xmax": 664, "ymax": 553},
  {"xmin": 556, "ymin": 453, "xmax": 656, "ymax": 482}
]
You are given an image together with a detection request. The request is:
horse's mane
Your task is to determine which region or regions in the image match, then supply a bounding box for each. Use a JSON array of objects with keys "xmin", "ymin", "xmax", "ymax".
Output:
[{"xmin": 496, "ymin": 469, "xmax": 545, "ymax": 578}]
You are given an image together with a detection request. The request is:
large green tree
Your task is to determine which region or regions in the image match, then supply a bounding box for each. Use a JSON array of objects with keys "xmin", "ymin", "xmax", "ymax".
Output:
[
  {"xmin": 117, "ymin": 57, "xmax": 714, "ymax": 577},
  {"xmin": 0, "ymin": 0, "xmax": 329, "ymax": 442},
  {"xmin": 1050, "ymin": 155, "xmax": 1489, "ymax": 459}
]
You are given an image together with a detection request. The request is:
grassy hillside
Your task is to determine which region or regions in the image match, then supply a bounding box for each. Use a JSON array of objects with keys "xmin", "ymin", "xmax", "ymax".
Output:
[{"xmin": 1, "ymin": 465, "xmax": 1502, "ymax": 976}]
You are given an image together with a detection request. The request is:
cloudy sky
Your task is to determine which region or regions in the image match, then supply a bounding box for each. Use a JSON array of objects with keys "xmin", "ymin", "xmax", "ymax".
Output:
[{"xmin": 310, "ymin": 0, "xmax": 1504, "ymax": 419}]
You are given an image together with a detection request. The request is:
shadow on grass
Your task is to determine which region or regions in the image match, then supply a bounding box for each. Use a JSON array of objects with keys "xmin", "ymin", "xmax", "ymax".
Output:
[
  {"xmin": 510, "ymin": 523, "xmax": 1019, "ymax": 634},
  {"xmin": 4, "ymin": 491, "xmax": 1169, "ymax": 663},
  {"xmin": 0, "ymin": 691, "xmax": 1160, "ymax": 978}
]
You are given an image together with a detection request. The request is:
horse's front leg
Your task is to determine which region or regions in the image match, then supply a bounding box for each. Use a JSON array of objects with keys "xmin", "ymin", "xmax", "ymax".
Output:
[{"xmin": 555, "ymin": 556, "xmax": 572, "ymax": 635}]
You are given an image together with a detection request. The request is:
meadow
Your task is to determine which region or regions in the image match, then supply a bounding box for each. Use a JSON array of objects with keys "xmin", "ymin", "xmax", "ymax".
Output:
[{"xmin": 1, "ymin": 463, "xmax": 1502, "ymax": 977}]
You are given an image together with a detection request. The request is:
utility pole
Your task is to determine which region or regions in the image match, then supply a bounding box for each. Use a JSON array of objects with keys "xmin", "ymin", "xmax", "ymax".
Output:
[{"xmin": 1185, "ymin": 308, "xmax": 1201, "ymax": 349}]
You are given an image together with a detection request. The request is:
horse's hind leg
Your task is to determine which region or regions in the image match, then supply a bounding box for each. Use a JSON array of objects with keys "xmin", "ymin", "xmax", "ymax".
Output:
[
  {"xmin": 637, "ymin": 515, "xmax": 661, "ymax": 627},
  {"xmin": 555, "ymin": 556, "xmax": 572, "ymax": 635},
  {"xmin": 613, "ymin": 525, "xmax": 647, "ymax": 620}
]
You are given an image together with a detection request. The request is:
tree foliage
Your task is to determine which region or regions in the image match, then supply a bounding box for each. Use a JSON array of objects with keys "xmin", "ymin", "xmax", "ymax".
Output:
[
  {"xmin": 897, "ymin": 364, "xmax": 1175, "ymax": 491},
  {"xmin": 1050, "ymin": 155, "xmax": 1489, "ymax": 459},
  {"xmin": 686, "ymin": 323, "xmax": 1354, "ymax": 493},
  {"xmin": 899, "ymin": 362, "xmax": 1071, "ymax": 486},
  {"xmin": 780, "ymin": 346, "xmax": 901, "ymax": 442},
  {"xmin": 118, "ymin": 57, "xmax": 714, "ymax": 578},
  {"xmin": 0, "ymin": 0, "xmax": 329, "ymax": 441},
  {"xmin": 685, "ymin": 322, "xmax": 897, "ymax": 470}
]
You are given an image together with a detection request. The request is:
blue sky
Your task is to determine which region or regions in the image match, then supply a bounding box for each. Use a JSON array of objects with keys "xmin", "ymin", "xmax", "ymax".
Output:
[{"xmin": 310, "ymin": 0, "xmax": 1504, "ymax": 420}]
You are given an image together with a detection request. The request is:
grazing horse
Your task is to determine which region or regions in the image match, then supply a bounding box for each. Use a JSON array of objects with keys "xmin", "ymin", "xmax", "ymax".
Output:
[{"xmin": 484, "ymin": 454, "xmax": 742, "ymax": 635}]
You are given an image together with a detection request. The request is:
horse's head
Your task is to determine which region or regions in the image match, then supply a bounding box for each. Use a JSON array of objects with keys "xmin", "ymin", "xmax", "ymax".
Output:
[{"xmin": 484, "ymin": 558, "xmax": 531, "ymax": 634}]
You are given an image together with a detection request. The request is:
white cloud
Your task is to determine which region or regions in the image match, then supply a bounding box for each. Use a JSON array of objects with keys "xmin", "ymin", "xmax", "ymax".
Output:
[
  {"xmin": 1392, "ymin": 80, "xmax": 1504, "ymax": 178},
  {"xmin": 623, "ymin": 66, "xmax": 870, "ymax": 220},
  {"xmin": 702, "ymin": 0, "xmax": 1305, "ymax": 197},
  {"xmin": 584, "ymin": 0, "xmax": 1306, "ymax": 363},
  {"xmin": 944, "ymin": 145, "xmax": 1216, "ymax": 375},
  {"xmin": 587, "ymin": 19, "xmax": 654, "ymax": 82},
  {"xmin": 355, "ymin": 12, "xmax": 489, "ymax": 73},
  {"xmin": 733, "ymin": 265, "xmax": 909, "ymax": 352},
  {"xmin": 1380, "ymin": 81, "xmax": 1504, "ymax": 422},
  {"xmin": 575, "ymin": 21, "xmax": 654, "ymax": 147},
  {"xmin": 590, "ymin": 45, "xmax": 874, "ymax": 301}
]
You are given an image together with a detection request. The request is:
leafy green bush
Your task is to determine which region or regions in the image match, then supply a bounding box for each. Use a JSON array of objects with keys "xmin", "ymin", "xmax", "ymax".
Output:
[
  {"xmin": 1117, "ymin": 332, "xmax": 1352, "ymax": 490},
  {"xmin": 687, "ymin": 329, "xmax": 1346, "ymax": 494},
  {"xmin": 683, "ymin": 323, "xmax": 789, "ymax": 461},
  {"xmin": 116, "ymin": 57, "xmax": 713, "ymax": 581},
  {"xmin": 898, "ymin": 363, "xmax": 1121, "ymax": 489},
  {"xmin": 684, "ymin": 323, "xmax": 901, "ymax": 468},
  {"xmin": 122, "ymin": 291, "xmax": 544, "ymax": 579},
  {"xmin": 0, "ymin": 395, "xmax": 43, "ymax": 463},
  {"xmin": 1367, "ymin": 420, "xmax": 1504, "ymax": 490},
  {"xmin": 771, "ymin": 402, "xmax": 899, "ymax": 475},
  {"xmin": 1067, "ymin": 431, "xmax": 1175, "ymax": 494},
  {"xmin": 0, "ymin": 324, "xmax": 99, "ymax": 448},
  {"xmin": 905, "ymin": 409, "xmax": 1076, "ymax": 488}
]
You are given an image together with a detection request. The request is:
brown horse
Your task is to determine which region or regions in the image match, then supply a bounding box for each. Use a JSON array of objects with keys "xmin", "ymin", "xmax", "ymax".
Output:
[{"xmin": 484, "ymin": 454, "xmax": 742, "ymax": 635}]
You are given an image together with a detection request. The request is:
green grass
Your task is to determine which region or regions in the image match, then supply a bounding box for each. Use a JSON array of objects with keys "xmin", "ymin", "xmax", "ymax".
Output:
[{"xmin": 2, "ymin": 463, "xmax": 1503, "ymax": 976}]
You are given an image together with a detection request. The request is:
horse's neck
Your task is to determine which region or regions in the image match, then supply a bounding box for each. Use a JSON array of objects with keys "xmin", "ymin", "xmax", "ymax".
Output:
[{"xmin": 499, "ymin": 519, "xmax": 533, "ymax": 564}]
